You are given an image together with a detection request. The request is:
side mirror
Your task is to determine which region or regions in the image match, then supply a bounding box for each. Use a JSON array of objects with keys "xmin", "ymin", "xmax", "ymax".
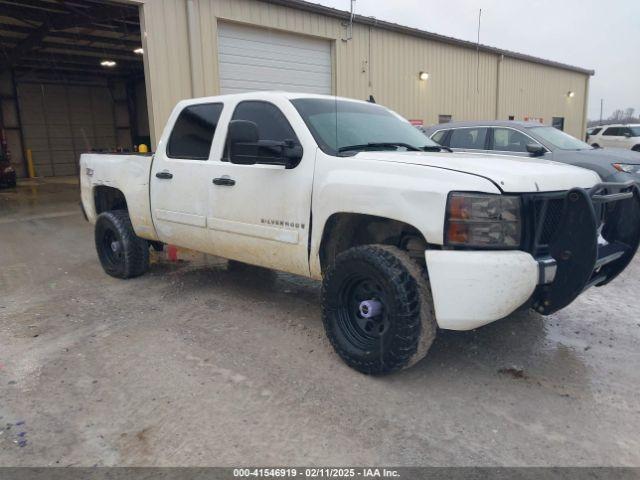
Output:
[
  {"xmin": 526, "ymin": 143, "xmax": 546, "ymax": 157},
  {"xmin": 624, "ymin": 132, "xmax": 632, "ymax": 138},
  {"xmin": 282, "ymin": 139, "xmax": 303, "ymax": 169},
  {"xmin": 228, "ymin": 120, "xmax": 259, "ymax": 165}
]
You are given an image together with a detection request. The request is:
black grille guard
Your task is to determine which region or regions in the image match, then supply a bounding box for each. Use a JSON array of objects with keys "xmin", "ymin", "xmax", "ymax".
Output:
[{"xmin": 533, "ymin": 180, "xmax": 640, "ymax": 315}]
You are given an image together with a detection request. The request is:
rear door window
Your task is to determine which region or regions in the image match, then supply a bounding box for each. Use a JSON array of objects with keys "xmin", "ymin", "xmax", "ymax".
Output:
[
  {"xmin": 449, "ymin": 127, "xmax": 488, "ymax": 150},
  {"xmin": 492, "ymin": 128, "xmax": 537, "ymax": 152},
  {"xmin": 167, "ymin": 103, "xmax": 224, "ymax": 159},
  {"xmin": 603, "ymin": 127, "xmax": 620, "ymax": 136}
]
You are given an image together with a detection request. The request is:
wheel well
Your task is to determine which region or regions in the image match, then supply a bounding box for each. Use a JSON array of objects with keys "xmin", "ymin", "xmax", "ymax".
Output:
[
  {"xmin": 319, "ymin": 213, "xmax": 429, "ymax": 273},
  {"xmin": 94, "ymin": 186, "xmax": 127, "ymax": 214}
]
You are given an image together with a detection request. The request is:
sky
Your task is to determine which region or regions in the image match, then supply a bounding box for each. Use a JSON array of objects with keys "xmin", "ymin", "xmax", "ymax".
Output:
[{"xmin": 312, "ymin": 0, "xmax": 639, "ymax": 121}]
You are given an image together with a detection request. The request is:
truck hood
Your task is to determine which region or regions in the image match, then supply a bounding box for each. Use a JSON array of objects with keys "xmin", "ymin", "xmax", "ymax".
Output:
[{"xmin": 354, "ymin": 150, "xmax": 600, "ymax": 192}]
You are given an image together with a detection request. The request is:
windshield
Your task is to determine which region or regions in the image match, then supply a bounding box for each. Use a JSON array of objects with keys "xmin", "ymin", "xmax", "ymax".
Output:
[
  {"xmin": 291, "ymin": 98, "xmax": 439, "ymax": 156},
  {"xmin": 631, "ymin": 127, "xmax": 640, "ymax": 136},
  {"xmin": 529, "ymin": 126, "xmax": 592, "ymax": 150}
]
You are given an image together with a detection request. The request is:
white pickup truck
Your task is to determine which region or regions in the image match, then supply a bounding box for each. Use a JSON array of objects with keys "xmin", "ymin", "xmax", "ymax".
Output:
[{"xmin": 80, "ymin": 92, "xmax": 640, "ymax": 375}]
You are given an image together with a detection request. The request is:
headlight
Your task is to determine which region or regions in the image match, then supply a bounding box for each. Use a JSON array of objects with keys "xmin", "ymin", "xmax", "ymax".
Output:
[
  {"xmin": 445, "ymin": 192, "xmax": 522, "ymax": 248},
  {"xmin": 612, "ymin": 163, "xmax": 640, "ymax": 174}
]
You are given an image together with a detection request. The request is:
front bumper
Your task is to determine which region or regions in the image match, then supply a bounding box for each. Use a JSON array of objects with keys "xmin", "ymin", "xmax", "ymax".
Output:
[
  {"xmin": 425, "ymin": 250, "xmax": 541, "ymax": 330},
  {"xmin": 426, "ymin": 181, "xmax": 640, "ymax": 331}
]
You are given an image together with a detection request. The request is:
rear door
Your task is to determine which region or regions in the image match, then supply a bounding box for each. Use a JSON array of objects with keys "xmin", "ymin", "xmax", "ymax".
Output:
[
  {"xmin": 601, "ymin": 127, "xmax": 621, "ymax": 148},
  {"xmin": 447, "ymin": 126, "xmax": 490, "ymax": 153},
  {"xmin": 150, "ymin": 103, "xmax": 224, "ymax": 251}
]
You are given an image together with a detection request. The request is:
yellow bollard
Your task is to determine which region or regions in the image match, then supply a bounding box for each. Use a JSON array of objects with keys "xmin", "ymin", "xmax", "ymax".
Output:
[
  {"xmin": 26, "ymin": 149, "xmax": 36, "ymax": 178},
  {"xmin": 138, "ymin": 144, "xmax": 149, "ymax": 153}
]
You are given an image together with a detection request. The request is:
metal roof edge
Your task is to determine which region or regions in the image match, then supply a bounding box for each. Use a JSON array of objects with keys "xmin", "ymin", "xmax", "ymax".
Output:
[{"xmin": 261, "ymin": 0, "xmax": 595, "ymax": 76}]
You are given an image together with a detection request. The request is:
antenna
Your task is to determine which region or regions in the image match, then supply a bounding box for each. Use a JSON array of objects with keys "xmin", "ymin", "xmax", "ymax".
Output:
[{"xmin": 476, "ymin": 8, "xmax": 482, "ymax": 94}]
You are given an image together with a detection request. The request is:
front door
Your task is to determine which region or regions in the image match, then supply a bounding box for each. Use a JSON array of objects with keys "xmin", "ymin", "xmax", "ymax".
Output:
[
  {"xmin": 206, "ymin": 99, "xmax": 314, "ymax": 276},
  {"xmin": 601, "ymin": 127, "xmax": 621, "ymax": 148},
  {"xmin": 489, "ymin": 127, "xmax": 549, "ymax": 158},
  {"xmin": 150, "ymin": 103, "xmax": 224, "ymax": 251}
]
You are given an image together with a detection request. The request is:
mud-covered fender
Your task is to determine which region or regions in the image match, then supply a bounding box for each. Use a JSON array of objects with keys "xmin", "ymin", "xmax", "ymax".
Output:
[{"xmin": 309, "ymin": 153, "xmax": 500, "ymax": 278}]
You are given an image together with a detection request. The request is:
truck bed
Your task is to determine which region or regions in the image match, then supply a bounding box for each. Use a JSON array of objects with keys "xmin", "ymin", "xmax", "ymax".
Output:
[{"xmin": 79, "ymin": 152, "xmax": 158, "ymax": 241}]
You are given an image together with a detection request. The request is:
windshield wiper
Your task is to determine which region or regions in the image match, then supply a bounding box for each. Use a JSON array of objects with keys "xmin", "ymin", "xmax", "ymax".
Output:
[
  {"xmin": 338, "ymin": 142, "xmax": 423, "ymax": 153},
  {"xmin": 421, "ymin": 145, "xmax": 453, "ymax": 153}
]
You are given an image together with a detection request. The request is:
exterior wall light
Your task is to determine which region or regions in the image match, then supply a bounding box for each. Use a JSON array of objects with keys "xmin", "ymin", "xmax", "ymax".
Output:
[
  {"xmin": 567, "ymin": 91, "xmax": 575, "ymax": 98},
  {"xmin": 419, "ymin": 72, "xmax": 430, "ymax": 81},
  {"xmin": 134, "ymin": 48, "xmax": 144, "ymax": 55},
  {"xmin": 101, "ymin": 60, "xmax": 117, "ymax": 67}
]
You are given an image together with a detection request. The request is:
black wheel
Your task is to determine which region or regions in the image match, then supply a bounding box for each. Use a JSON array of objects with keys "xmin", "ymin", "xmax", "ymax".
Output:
[
  {"xmin": 322, "ymin": 245, "xmax": 437, "ymax": 375},
  {"xmin": 95, "ymin": 210, "xmax": 149, "ymax": 279},
  {"xmin": 591, "ymin": 143, "xmax": 600, "ymax": 149},
  {"xmin": 632, "ymin": 145, "xmax": 640, "ymax": 152}
]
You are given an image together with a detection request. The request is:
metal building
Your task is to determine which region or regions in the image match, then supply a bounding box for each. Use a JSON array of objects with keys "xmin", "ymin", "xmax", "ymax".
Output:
[
  {"xmin": 136, "ymin": 0, "xmax": 593, "ymax": 145},
  {"xmin": 0, "ymin": 0, "xmax": 593, "ymax": 178}
]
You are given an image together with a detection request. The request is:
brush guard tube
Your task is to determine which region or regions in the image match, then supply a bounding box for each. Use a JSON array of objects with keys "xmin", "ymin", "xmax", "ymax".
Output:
[{"xmin": 533, "ymin": 181, "xmax": 640, "ymax": 315}]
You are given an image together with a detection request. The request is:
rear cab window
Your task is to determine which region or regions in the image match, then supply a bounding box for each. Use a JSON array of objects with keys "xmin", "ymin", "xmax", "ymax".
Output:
[{"xmin": 167, "ymin": 103, "xmax": 224, "ymax": 160}]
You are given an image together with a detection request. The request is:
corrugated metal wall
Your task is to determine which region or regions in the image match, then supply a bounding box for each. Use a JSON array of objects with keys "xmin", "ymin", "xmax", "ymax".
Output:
[
  {"xmin": 16, "ymin": 82, "xmax": 130, "ymax": 177},
  {"xmin": 139, "ymin": 0, "xmax": 589, "ymax": 144}
]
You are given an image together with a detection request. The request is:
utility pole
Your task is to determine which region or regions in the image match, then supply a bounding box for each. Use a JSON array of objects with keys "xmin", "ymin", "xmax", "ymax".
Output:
[{"xmin": 600, "ymin": 98, "xmax": 603, "ymax": 125}]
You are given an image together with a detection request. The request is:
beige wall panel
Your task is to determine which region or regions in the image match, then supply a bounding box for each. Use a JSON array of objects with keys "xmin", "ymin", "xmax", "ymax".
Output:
[
  {"xmin": 498, "ymin": 57, "xmax": 587, "ymax": 137},
  {"xmin": 142, "ymin": 0, "xmax": 193, "ymax": 144}
]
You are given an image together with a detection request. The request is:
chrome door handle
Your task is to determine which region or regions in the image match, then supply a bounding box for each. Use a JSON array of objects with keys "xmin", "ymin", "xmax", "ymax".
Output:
[
  {"xmin": 213, "ymin": 177, "xmax": 236, "ymax": 186},
  {"xmin": 155, "ymin": 171, "xmax": 173, "ymax": 179}
]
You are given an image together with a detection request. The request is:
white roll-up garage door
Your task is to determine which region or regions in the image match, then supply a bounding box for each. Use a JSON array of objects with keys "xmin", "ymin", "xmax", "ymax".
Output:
[{"xmin": 217, "ymin": 22, "xmax": 332, "ymax": 95}]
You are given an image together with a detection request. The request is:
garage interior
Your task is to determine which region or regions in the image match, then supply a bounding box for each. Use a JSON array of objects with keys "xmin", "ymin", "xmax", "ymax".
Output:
[{"xmin": 0, "ymin": 0, "xmax": 149, "ymax": 178}]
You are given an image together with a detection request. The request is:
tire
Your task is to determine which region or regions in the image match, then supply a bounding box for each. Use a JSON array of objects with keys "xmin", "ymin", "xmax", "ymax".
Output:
[
  {"xmin": 591, "ymin": 143, "xmax": 600, "ymax": 149},
  {"xmin": 322, "ymin": 245, "xmax": 437, "ymax": 375},
  {"xmin": 632, "ymin": 145, "xmax": 640, "ymax": 152},
  {"xmin": 95, "ymin": 210, "xmax": 149, "ymax": 279}
]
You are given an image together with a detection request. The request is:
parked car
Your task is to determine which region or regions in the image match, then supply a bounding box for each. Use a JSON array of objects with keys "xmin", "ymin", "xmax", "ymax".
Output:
[
  {"xmin": 80, "ymin": 92, "xmax": 640, "ymax": 375},
  {"xmin": 588, "ymin": 124, "xmax": 640, "ymax": 151},
  {"xmin": 0, "ymin": 159, "xmax": 16, "ymax": 188},
  {"xmin": 421, "ymin": 120, "xmax": 640, "ymax": 183},
  {"xmin": 586, "ymin": 126, "xmax": 601, "ymax": 142}
]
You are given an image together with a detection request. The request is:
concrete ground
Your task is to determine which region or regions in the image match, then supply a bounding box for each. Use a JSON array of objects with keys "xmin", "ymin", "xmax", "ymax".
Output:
[{"xmin": 1, "ymin": 177, "xmax": 639, "ymax": 467}]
